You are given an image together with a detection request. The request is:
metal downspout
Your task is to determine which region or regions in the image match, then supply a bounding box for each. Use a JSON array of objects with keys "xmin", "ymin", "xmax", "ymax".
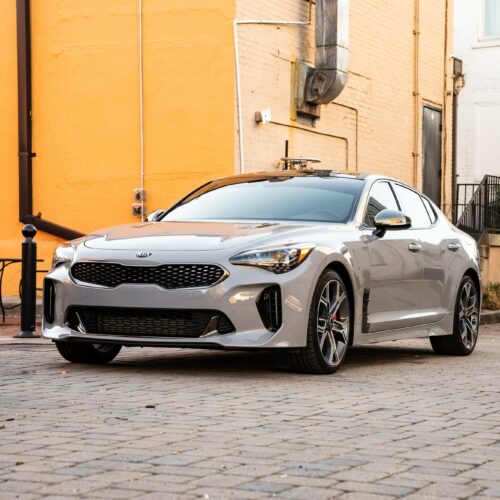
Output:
[
  {"xmin": 138, "ymin": 0, "xmax": 145, "ymax": 221},
  {"xmin": 16, "ymin": 0, "xmax": 33, "ymax": 221},
  {"xmin": 452, "ymin": 87, "xmax": 458, "ymax": 221},
  {"xmin": 16, "ymin": 0, "xmax": 83, "ymax": 241},
  {"xmin": 441, "ymin": 0, "xmax": 450, "ymax": 212},
  {"xmin": 412, "ymin": 0, "xmax": 420, "ymax": 188},
  {"xmin": 451, "ymin": 57, "xmax": 464, "ymax": 223}
]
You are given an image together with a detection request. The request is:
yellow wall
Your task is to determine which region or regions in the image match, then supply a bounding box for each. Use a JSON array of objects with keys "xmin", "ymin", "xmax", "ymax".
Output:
[
  {"xmin": 0, "ymin": 1, "xmax": 22, "ymax": 295},
  {"xmin": 0, "ymin": 0, "xmax": 235, "ymax": 296}
]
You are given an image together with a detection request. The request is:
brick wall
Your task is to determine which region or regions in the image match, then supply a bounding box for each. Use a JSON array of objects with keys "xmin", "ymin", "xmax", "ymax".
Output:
[{"xmin": 235, "ymin": 0, "xmax": 454, "ymax": 213}]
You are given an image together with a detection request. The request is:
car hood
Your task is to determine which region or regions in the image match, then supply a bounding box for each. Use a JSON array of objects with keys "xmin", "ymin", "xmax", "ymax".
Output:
[{"xmin": 83, "ymin": 221, "xmax": 319, "ymax": 252}]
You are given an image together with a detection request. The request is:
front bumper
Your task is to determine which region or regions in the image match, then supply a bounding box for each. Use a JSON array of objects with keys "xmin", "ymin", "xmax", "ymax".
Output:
[{"xmin": 42, "ymin": 254, "xmax": 320, "ymax": 349}]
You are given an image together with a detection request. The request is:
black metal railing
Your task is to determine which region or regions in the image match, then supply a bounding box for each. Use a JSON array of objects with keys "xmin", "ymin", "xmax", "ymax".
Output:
[{"xmin": 454, "ymin": 175, "xmax": 500, "ymax": 241}]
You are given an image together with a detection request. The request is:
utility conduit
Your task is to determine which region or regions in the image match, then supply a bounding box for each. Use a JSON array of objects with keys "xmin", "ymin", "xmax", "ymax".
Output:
[
  {"xmin": 270, "ymin": 120, "xmax": 349, "ymax": 170},
  {"xmin": 234, "ymin": 0, "xmax": 350, "ymax": 173},
  {"xmin": 412, "ymin": 0, "xmax": 420, "ymax": 188},
  {"xmin": 233, "ymin": 1, "xmax": 313, "ymax": 173},
  {"xmin": 138, "ymin": 0, "xmax": 145, "ymax": 220},
  {"xmin": 331, "ymin": 102, "xmax": 358, "ymax": 171}
]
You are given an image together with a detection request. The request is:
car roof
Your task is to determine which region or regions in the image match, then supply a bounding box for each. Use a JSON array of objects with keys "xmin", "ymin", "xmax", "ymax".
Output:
[{"xmin": 218, "ymin": 170, "xmax": 374, "ymax": 181}]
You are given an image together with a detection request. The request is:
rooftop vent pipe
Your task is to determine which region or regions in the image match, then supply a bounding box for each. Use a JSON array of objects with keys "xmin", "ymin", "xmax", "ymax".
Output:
[{"xmin": 306, "ymin": 0, "xmax": 349, "ymax": 104}]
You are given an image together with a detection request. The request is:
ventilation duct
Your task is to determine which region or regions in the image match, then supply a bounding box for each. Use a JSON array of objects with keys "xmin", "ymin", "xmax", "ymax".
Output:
[{"xmin": 305, "ymin": 0, "xmax": 349, "ymax": 105}]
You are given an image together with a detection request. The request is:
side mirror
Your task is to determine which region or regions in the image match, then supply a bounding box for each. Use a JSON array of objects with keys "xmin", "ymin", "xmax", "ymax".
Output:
[
  {"xmin": 146, "ymin": 209, "xmax": 165, "ymax": 222},
  {"xmin": 373, "ymin": 209, "xmax": 411, "ymax": 237}
]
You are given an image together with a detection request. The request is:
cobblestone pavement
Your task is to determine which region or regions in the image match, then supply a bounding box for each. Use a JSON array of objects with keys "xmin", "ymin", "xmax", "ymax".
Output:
[{"xmin": 1, "ymin": 325, "xmax": 499, "ymax": 500}]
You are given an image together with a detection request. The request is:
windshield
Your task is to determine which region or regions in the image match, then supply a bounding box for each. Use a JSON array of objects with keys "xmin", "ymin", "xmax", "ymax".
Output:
[{"xmin": 162, "ymin": 175, "xmax": 364, "ymax": 223}]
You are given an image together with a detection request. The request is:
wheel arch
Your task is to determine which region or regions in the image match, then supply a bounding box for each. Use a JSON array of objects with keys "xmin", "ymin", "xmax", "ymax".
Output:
[
  {"xmin": 325, "ymin": 260, "xmax": 355, "ymax": 346},
  {"xmin": 464, "ymin": 268, "xmax": 481, "ymax": 303}
]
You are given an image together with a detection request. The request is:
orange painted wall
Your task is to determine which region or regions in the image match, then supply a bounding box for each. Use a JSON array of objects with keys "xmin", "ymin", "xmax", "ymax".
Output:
[
  {"xmin": 0, "ymin": 1, "xmax": 23, "ymax": 296},
  {"xmin": 0, "ymin": 0, "xmax": 235, "ymax": 296}
]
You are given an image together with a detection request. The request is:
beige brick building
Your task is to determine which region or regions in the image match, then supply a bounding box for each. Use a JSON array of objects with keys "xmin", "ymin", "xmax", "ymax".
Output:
[{"xmin": 235, "ymin": 0, "xmax": 453, "ymax": 213}]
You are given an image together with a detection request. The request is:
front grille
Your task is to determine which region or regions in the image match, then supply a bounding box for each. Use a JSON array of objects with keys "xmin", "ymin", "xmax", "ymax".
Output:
[
  {"xmin": 71, "ymin": 262, "xmax": 226, "ymax": 289},
  {"xmin": 66, "ymin": 306, "xmax": 235, "ymax": 338}
]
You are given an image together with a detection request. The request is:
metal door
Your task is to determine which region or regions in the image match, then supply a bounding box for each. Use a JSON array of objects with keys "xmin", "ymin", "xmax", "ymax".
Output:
[{"xmin": 422, "ymin": 106, "xmax": 443, "ymax": 206}]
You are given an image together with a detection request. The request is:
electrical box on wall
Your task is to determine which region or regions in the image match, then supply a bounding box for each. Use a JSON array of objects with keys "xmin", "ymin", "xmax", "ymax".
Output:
[
  {"xmin": 132, "ymin": 188, "xmax": 146, "ymax": 218},
  {"xmin": 134, "ymin": 188, "xmax": 146, "ymax": 202},
  {"xmin": 132, "ymin": 203, "xmax": 145, "ymax": 218},
  {"xmin": 255, "ymin": 108, "xmax": 272, "ymax": 124}
]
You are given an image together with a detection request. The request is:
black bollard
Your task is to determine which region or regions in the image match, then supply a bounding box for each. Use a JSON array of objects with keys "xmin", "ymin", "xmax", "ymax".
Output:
[{"xmin": 15, "ymin": 224, "xmax": 40, "ymax": 338}]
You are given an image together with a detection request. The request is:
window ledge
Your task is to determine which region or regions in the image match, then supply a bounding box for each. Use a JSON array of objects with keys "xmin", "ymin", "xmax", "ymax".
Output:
[{"xmin": 472, "ymin": 38, "xmax": 500, "ymax": 49}]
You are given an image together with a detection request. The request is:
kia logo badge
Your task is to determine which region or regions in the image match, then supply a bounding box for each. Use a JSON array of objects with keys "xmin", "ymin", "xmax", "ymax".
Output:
[{"xmin": 136, "ymin": 251, "xmax": 152, "ymax": 258}]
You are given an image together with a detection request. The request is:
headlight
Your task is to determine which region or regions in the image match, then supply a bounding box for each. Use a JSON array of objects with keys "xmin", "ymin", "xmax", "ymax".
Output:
[
  {"xmin": 52, "ymin": 243, "xmax": 75, "ymax": 269},
  {"xmin": 230, "ymin": 243, "xmax": 315, "ymax": 274}
]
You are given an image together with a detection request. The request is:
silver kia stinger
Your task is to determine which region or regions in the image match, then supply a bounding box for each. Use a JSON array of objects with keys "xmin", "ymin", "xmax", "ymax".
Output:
[{"xmin": 42, "ymin": 171, "xmax": 481, "ymax": 373}]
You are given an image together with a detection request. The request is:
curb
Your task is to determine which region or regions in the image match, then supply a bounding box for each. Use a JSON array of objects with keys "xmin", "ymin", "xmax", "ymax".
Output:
[
  {"xmin": 2, "ymin": 298, "xmax": 42, "ymax": 320},
  {"xmin": 481, "ymin": 310, "xmax": 500, "ymax": 325}
]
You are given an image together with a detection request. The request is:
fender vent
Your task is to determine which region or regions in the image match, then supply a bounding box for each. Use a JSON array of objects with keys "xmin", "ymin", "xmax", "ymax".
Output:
[
  {"xmin": 257, "ymin": 285, "xmax": 282, "ymax": 332},
  {"xmin": 43, "ymin": 279, "xmax": 56, "ymax": 323}
]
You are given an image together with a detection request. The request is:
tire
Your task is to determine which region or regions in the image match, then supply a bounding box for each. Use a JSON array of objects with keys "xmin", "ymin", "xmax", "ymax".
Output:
[
  {"xmin": 55, "ymin": 341, "xmax": 122, "ymax": 364},
  {"xmin": 430, "ymin": 276, "xmax": 479, "ymax": 356},
  {"xmin": 288, "ymin": 269, "xmax": 351, "ymax": 374}
]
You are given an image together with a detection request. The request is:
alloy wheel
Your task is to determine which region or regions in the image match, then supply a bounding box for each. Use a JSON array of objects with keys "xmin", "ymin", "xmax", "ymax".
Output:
[
  {"xmin": 458, "ymin": 281, "xmax": 479, "ymax": 350},
  {"xmin": 317, "ymin": 279, "xmax": 349, "ymax": 366}
]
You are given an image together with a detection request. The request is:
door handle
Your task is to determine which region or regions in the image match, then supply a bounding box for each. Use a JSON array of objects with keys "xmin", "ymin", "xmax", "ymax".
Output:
[
  {"xmin": 448, "ymin": 242, "xmax": 461, "ymax": 251},
  {"xmin": 408, "ymin": 242, "xmax": 422, "ymax": 253}
]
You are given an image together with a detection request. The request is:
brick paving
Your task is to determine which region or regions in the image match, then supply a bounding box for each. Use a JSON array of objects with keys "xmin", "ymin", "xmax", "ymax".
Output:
[{"xmin": 0, "ymin": 324, "xmax": 499, "ymax": 499}]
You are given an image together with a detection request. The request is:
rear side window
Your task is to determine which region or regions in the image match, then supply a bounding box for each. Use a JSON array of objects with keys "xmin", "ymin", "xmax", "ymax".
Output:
[
  {"xmin": 364, "ymin": 181, "xmax": 400, "ymax": 227},
  {"xmin": 421, "ymin": 196, "xmax": 437, "ymax": 224},
  {"xmin": 393, "ymin": 184, "xmax": 432, "ymax": 228}
]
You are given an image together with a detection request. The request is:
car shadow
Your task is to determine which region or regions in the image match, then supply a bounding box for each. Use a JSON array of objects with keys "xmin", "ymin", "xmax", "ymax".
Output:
[{"xmin": 98, "ymin": 341, "xmax": 437, "ymax": 377}]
